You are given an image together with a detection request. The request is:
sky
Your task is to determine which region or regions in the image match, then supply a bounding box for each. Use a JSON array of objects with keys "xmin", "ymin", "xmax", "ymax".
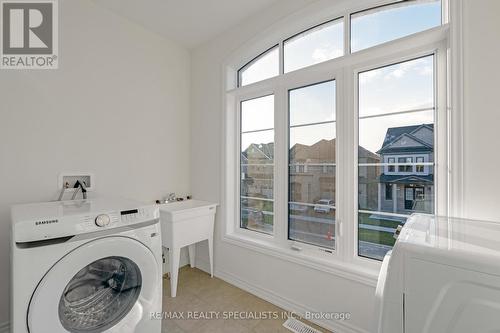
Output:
[
  {"xmin": 351, "ymin": 1, "xmax": 441, "ymax": 52},
  {"xmin": 359, "ymin": 55, "xmax": 434, "ymax": 153},
  {"xmin": 240, "ymin": 48, "xmax": 279, "ymax": 86},
  {"xmin": 284, "ymin": 18, "xmax": 343, "ymax": 73},
  {"xmin": 240, "ymin": 0, "xmax": 441, "ymax": 155}
]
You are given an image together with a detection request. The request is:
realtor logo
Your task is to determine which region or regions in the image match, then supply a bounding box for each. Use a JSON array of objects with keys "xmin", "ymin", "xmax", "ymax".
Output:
[{"xmin": 1, "ymin": 0, "xmax": 58, "ymax": 69}]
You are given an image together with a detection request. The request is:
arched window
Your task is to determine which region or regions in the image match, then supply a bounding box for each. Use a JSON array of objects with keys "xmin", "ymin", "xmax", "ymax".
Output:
[
  {"xmin": 238, "ymin": 46, "xmax": 279, "ymax": 87},
  {"xmin": 227, "ymin": 0, "xmax": 448, "ymax": 264},
  {"xmin": 351, "ymin": 0, "xmax": 442, "ymax": 52},
  {"xmin": 284, "ymin": 18, "xmax": 344, "ymax": 73}
]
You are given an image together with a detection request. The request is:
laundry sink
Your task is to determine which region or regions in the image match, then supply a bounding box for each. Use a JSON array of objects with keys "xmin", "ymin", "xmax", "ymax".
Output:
[
  {"xmin": 160, "ymin": 200, "xmax": 217, "ymax": 222},
  {"xmin": 159, "ymin": 199, "xmax": 217, "ymax": 297}
]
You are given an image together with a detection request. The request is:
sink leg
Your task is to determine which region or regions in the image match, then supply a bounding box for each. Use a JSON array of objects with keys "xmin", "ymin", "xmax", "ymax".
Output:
[
  {"xmin": 188, "ymin": 244, "xmax": 196, "ymax": 268},
  {"xmin": 208, "ymin": 237, "xmax": 214, "ymax": 278},
  {"xmin": 169, "ymin": 247, "xmax": 180, "ymax": 297}
]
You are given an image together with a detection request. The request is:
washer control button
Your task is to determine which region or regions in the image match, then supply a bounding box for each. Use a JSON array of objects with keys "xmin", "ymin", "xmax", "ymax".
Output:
[{"xmin": 95, "ymin": 214, "xmax": 111, "ymax": 227}]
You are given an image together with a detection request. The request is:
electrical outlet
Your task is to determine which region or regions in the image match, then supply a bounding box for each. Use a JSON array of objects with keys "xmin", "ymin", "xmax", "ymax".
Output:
[{"xmin": 58, "ymin": 173, "xmax": 94, "ymax": 191}]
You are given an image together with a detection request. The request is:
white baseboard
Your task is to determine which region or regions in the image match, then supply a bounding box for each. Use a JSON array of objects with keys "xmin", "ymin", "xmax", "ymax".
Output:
[
  {"xmin": 194, "ymin": 257, "xmax": 211, "ymax": 274},
  {"xmin": 0, "ymin": 321, "xmax": 9, "ymax": 333},
  {"xmin": 214, "ymin": 269, "xmax": 370, "ymax": 333}
]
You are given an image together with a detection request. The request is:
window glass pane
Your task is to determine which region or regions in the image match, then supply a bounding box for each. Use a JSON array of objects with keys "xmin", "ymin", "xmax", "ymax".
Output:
[
  {"xmin": 358, "ymin": 213, "xmax": 405, "ymax": 260},
  {"xmin": 241, "ymin": 165, "xmax": 273, "ymax": 199},
  {"xmin": 284, "ymin": 18, "xmax": 344, "ymax": 73},
  {"xmin": 289, "ymin": 80, "xmax": 336, "ymax": 126},
  {"xmin": 416, "ymin": 157, "xmax": 426, "ymax": 173},
  {"xmin": 358, "ymin": 56, "xmax": 435, "ymax": 260},
  {"xmin": 241, "ymin": 131, "xmax": 274, "ymax": 164},
  {"xmin": 241, "ymin": 95, "xmax": 274, "ymax": 132},
  {"xmin": 241, "ymin": 198, "xmax": 274, "ymax": 235},
  {"xmin": 290, "ymin": 123, "xmax": 336, "ymax": 161},
  {"xmin": 290, "ymin": 205, "xmax": 336, "ymax": 249},
  {"xmin": 358, "ymin": 166, "xmax": 434, "ymax": 214},
  {"xmin": 387, "ymin": 157, "xmax": 396, "ymax": 172},
  {"xmin": 239, "ymin": 46, "xmax": 279, "ymax": 86},
  {"xmin": 398, "ymin": 157, "xmax": 413, "ymax": 172},
  {"xmin": 359, "ymin": 56, "xmax": 434, "ymax": 117},
  {"xmin": 241, "ymin": 95, "xmax": 274, "ymax": 235},
  {"xmin": 288, "ymin": 82, "xmax": 336, "ymax": 249},
  {"xmin": 289, "ymin": 165, "xmax": 335, "ymax": 205},
  {"xmin": 351, "ymin": 0, "xmax": 441, "ymax": 53},
  {"xmin": 359, "ymin": 110, "xmax": 434, "ymax": 159}
]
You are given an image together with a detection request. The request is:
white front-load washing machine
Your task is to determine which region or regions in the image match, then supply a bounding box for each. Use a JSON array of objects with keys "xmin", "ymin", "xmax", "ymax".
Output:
[{"xmin": 11, "ymin": 197, "xmax": 163, "ymax": 333}]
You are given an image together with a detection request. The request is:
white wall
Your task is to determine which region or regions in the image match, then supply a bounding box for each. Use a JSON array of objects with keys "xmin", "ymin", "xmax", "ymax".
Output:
[
  {"xmin": 462, "ymin": 0, "xmax": 500, "ymax": 222},
  {"xmin": 190, "ymin": 1, "xmax": 500, "ymax": 332},
  {"xmin": 0, "ymin": 0, "xmax": 191, "ymax": 324}
]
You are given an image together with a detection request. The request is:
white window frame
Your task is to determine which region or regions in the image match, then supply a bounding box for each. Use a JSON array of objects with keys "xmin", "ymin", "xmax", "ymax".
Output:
[
  {"xmin": 222, "ymin": 0, "xmax": 456, "ymax": 283},
  {"xmin": 284, "ymin": 74, "xmax": 342, "ymax": 259},
  {"xmin": 239, "ymin": 93, "xmax": 276, "ymax": 238},
  {"xmin": 352, "ymin": 44, "xmax": 448, "ymax": 268}
]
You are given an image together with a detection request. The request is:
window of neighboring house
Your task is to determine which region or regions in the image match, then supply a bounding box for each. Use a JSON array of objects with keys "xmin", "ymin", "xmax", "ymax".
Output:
[
  {"xmin": 387, "ymin": 157, "xmax": 396, "ymax": 172},
  {"xmin": 416, "ymin": 156, "xmax": 425, "ymax": 172},
  {"xmin": 240, "ymin": 95, "xmax": 274, "ymax": 235},
  {"xmin": 289, "ymin": 80, "xmax": 336, "ymax": 249},
  {"xmin": 238, "ymin": 46, "xmax": 279, "ymax": 86},
  {"xmin": 351, "ymin": 0, "xmax": 442, "ymax": 53},
  {"xmin": 284, "ymin": 18, "xmax": 344, "ymax": 73},
  {"xmin": 385, "ymin": 184, "xmax": 393, "ymax": 200},
  {"xmin": 398, "ymin": 157, "xmax": 413, "ymax": 172}
]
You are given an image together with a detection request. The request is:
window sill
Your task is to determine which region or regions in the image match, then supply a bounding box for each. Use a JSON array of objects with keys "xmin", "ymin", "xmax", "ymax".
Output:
[{"xmin": 222, "ymin": 232, "xmax": 380, "ymax": 287}]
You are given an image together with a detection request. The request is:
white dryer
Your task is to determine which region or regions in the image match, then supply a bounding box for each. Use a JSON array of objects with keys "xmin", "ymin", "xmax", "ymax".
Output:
[
  {"xmin": 375, "ymin": 213, "xmax": 500, "ymax": 333},
  {"xmin": 11, "ymin": 197, "xmax": 162, "ymax": 333}
]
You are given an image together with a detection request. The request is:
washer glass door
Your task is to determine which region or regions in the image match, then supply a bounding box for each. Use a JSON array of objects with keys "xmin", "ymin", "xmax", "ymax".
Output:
[
  {"xmin": 59, "ymin": 256, "xmax": 142, "ymax": 332},
  {"xmin": 27, "ymin": 236, "xmax": 160, "ymax": 333}
]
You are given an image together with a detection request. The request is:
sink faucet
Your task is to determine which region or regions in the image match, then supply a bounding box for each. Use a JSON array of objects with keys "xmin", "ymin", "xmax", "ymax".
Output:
[{"xmin": 165, "ymin": 192, "xmax": 176, "ymax": 203}]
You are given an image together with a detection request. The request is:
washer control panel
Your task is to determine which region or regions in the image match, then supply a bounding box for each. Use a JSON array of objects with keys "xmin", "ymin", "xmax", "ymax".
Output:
[
  {"xmin": 120, "ymin": 208, "xmax": 152, "ymax": 224},
  {"xmin": 83, "ymin": 207, "xmax": 156, "ymax": 230},
  {"xmin": 12, "ymin": 199, "xmax": 160, "ymax": 243},
  {"xmin": 95, "ymin": 214, "xmax": 111, "ymax": 227},
  {"xmin": 78, "ymin": 207, "xmax": 156, "ymax": 232}
]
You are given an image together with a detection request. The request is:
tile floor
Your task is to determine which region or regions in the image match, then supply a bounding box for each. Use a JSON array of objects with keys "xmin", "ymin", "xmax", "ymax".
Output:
[{"xmin": 161, "ymin": 266, "xmax": 330, "ymax": 333}]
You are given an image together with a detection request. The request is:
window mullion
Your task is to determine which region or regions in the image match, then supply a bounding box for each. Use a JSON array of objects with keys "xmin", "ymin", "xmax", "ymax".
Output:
[
  {"xmin": 344, "ymin": 10, "xmax": 351, "ymax": 56},
  {"xmin": 436, "ymin": 43, "xmax": 448, "ymax": 216},
  {"xmin": 279, "ymin": 41, "xmax": 284, "ymax": 75},
  {"xmin": 344, "ymin": 65, "xmax": 357, "ymax": 264},
  {"xmin": 335, "ymin": 68, "xmax": 346, "ymax": 261},
  {"xmin": 274, "ymin": 85, "xmax": 288, "ymax": 246}
]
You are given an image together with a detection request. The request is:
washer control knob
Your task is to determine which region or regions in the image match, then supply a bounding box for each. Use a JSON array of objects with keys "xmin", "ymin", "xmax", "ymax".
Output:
[{"xmin": 95, "ymin": 214, "xmax": 111, "ymax": 227}]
